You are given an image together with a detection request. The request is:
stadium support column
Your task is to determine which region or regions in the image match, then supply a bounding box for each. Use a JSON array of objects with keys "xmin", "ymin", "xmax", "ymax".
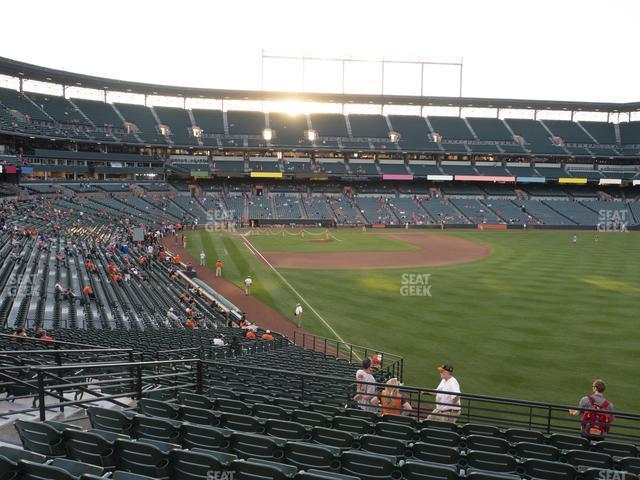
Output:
[{"xmin": 19, "ymin": 78, "xmax": 23, "ymax": 93}]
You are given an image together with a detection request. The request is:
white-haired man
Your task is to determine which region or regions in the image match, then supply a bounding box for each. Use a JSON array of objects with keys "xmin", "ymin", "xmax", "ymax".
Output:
[{"xmin": 427, "ymin": 364, "xmax": 461, "ymax": 423}]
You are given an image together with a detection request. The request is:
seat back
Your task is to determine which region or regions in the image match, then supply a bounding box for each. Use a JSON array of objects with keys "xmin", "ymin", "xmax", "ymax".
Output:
[
  {"xmin": 14, "ymin": 420, "xmax": 65, "ymax": 457},
  {"xmin": 179, "ymin": 405, "xmax": 220, "ymax": 426},
  {"xmin": 181, "ymin": 424, "xmax": 231, "ymax": 452},
  {"xmin": 411, "ymin": 442, "xmax": 459, "ymax": 465},
  {"xmin": 340, "ymin": 450, "xmax": 401, "ymax": 480},
  {"xmin": 402, "ymin": 460, "xmax": 459, "ymax": 480},
  {"xmin": 139, "ymin": 399, "xmax": 180, "ymax": 420},
  {"xmin": 265, "ymin": 419, "xmax": 310, "ymax": 441},
  {"xmin": 87, "ymin": 407, "xmax": 134, "ymax": 435},
  {"xmin": 359, "ymin": 434, "xmax": 408, "ymax": 458},
  {"xmin": 523, "ymin": 458, "xmax": 578, "ymax": 480},
  {"xmin": 63, "ymin": 429, "xmax": 117, "ymax": 469},
  {"xmin": 133, "ymin": 415, "xmax": 183, "ymax": 443},
  {"xmin": 283, "ymin": 442, "xmax": 341, "ymax": 471},
  {"xmin": 115, "ymin": 438, "xmax": 172, "ymax": 480},
  {"xmin": 464, "ymin": 435, "xmax": 510, "ymax": 454},
  {"xmin": 178, "ymin": 392, "xmax": 213, "ymax": 410},
  {"xmin": 229, "ymin": 432, "xmax": 286, "ymax": 461},
  {"xmin": 464, "ymin": 450, "xmax": 518, "ymax": 473},
  {"xmin": 419, "ymin": 428, "xmax": 461, "ymax": 448}
]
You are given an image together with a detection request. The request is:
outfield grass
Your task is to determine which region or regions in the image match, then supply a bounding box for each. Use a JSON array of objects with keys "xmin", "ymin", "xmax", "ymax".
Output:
[{"xmin": 188, "ymin": 229, "xmax": 640, "ymax": 411}]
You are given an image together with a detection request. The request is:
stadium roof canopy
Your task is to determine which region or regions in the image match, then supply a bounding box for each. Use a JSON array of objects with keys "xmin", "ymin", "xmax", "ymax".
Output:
[{"xmin": 2, "ymin": 56, "xmax": 639, "ymax": 113}]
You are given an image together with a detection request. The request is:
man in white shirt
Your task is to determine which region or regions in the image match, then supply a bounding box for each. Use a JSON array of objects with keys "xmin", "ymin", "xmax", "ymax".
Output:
[
  {"xmin": 244, "ymin": 276, "xmax": 253, "ymax": 295},
  {"xmin": 213, "ymin": 335, "xmax": 225, "ymax": 347},
  {"xmin": 427, "ymin": 364, "xmax": 461, "ymax": 423},
  {"xmin": 199, "ymin": 251, "xmax": 205, "ymax": 266}
]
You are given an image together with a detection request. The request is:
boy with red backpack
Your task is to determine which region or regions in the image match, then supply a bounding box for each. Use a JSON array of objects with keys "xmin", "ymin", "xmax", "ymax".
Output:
[{"xmin": 569, "ymin": 379, "xmax": 614, "ymax": 440}]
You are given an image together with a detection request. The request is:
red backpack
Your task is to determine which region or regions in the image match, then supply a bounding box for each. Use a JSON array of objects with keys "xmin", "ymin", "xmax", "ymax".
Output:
[{"xmin": 581, "ymin": 396, "xmax": 612, "ymax": 436}]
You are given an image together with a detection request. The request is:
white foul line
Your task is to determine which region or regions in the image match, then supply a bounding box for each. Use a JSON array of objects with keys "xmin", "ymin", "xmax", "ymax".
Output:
[{"xmin": 241, "ymin": 232, "xmax": 358, "ymax": 358}]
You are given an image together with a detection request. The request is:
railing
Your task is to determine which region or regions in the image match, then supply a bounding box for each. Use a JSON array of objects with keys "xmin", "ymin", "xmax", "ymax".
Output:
[
  {"xmin": 0, "ymin": 331, "xmax": 111, "ymax": 350},
  {"xmin": 2, "ymin": 357, "xmax": 640, "ymax": 445},
  {"xmin": 292, "ymin": 330, "xmax": 404, "ymax": 382}
]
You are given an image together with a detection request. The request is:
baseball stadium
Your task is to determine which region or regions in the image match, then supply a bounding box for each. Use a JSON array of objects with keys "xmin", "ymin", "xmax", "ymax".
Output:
[{"xmin": 0, "ymin": 3, "xmax": 639, "ymax": 478}]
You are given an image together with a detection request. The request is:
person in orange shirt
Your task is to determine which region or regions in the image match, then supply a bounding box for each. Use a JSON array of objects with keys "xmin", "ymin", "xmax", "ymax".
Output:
[
  {"xmin": 215, "ymin": 260, "xmax": 223, "ymax": 277},
  {"xmin": 174, "ymin": 255, "xmax": 181, "ymax": 265},
  {"xmin": 380, "ymin": 378, "xmax": 413, "ymax": 416},
  {"xmin": 82, "ymin": 285, "xmax": 92, "ymax": 297},
  {"xmin": 245, "ymin": 330, "xmax": 256, "ymax": 340},
  {"xmin": 261, "ymin": 330, "xmax": 274, "ymax": 341}
]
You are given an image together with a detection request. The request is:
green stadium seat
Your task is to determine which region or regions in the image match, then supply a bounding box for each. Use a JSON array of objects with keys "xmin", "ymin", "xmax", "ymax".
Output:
[
  {"xmin": 381, "ymin": 414, "xmax": 418, "ymax": 428},
  {"xmin": 190, "ymin": 448, "xmax": 237, "ymax": 465},
  {"xmin": 419, "ymin": 428, "xmax": 461, "ymax": 447},
  {"xmin": 420, "ymin": 420, "xmax": 459, "ymax": 433},
  {"xmin": 294, "ymin": 469, "xmax": 359, "ymax": 480},
  {"xmin": 464, "ymin": 435, "xmax": 510, "ymax": 454},
  {"xmin": 233, "ymin": 458, "xmax": 297, "ymax": 480},
  {"xmin": 0, "ymin": 445, "xmax": 46, "ymax": 464},
  {"xmin": 548, "ymin": 434, "xmax": 589, "ymax": 451},
  {"xmin": 374, "ymin": 421, "xmax": 417, "ymax": 441},
  {"xmin": 87, "ymin": 407, "xmax": 135, "ymax": 435},
  {"xmin": 49, "ymin": 458, "xmax": 104, "ymax": 478},
  {"xmin": 581, "ymin": 469, "xmax": 638, "ymax": 480},
  {"xmin": 523, "ymin": 458, "xmax": 578, "ymax": 480},
  {"xmin": 229, "ymin": 432, "xmax": 286, "ymax": 460},
  {"xmin": 16, "ymin": 459, "xmax": 76, "ymax": 480},
  {"xmin": 311, "ymin": 427, "xmax": 360, "ymax": 450},
  {"xmin": 504, "ymin": 428, "xmax": 546, "ymax": 444},
  {"xmin": 219, "ymin": 413, "xmax": 265, "ymax": 433},
  {"xmin": 63, "ymin": 428, "xmax": 121, "ymax": 469},
  {"xmin": 14, "ymin": 419, "xmax": 66, "ymax": 457},
  {"xmin": 133, "ymin": 415, "xmax": 183, "ymax": 443},
  {"xmin": 111, "ymin": 472, "xmax": 158, "ymax": 480},
  {"xmin": 310, "ymin": 403, "xmax": 344, "ymax": 417},
  {"xmin": 254, "ymin": 403, "xmax": 290, "ymax": 420},
  {"xmin": 264, "ymin": 419, "xmax": 311, "ymax": 440},
  {"xmin": 169, "ymin": 449, "xmax": 234, "ymax": 480},
  {"xmin": 594, "ymin": 441, "xmax": 638, "ymax": 457},
  {"xmin": 620, "ymin": 457, "xmax": 640, "ymax": 475},
  {"xmin": 410, "ymin": 442, "xmax": 459, "ymax": 465},
  {"xmin": 181, "ymin": 423, "xmax": 231, "ymax": 451},
  {"xmin": 465, "ymin": 471, "xmax": 521, "ymax": 480},
  {"xmin": 276, "ymin": 398, "xmax": 306, "ymax": 411},
  {"xmin": 292, "ymin": 410, "xmax": 332, "ymax": 428},
  {"xmin": 139, "ymin": 399, "xmax": 180, "ymax": 420},
  {"xmin": 332, "ymin": 416, "xmax": 373, "ymax": 435},
  {"xmin": 514, "ymin": 441, "xmax": 561, "ymax": 461},
  {"xmin": 217, "ymin": 398, "xmax": 253, "ymax": 416},
  {"xmin": 341, "ymin": 450, "xmax": 401, "ymax": 480},
  {"xmin": 0, "ymin": 455, "xmax": 18, "ymax": 480},
  {"xmin": 179, "ymin": 405, "xmax": 220, "ymax": 426},
  {"xmin": 402, "ymin": 460, "xmax": 459, "ymax": 480},
  {"xmin": 359, "ymin": 434, "xmax": 408, "ymax": 458},
  {"xmin": 115, "ymin": 438, "xmax": 173, "ymax": 479},
  {"xmin": 463, "ymin": 450, "xmax": 519, "ymax": 473},
  {"xmin": 177, "ymin": 392, "xmax": 214, "ymax": 410},
  {"xmin": 283, "ymin": 442, "xmax": 341, "ymax": 471},
  {"xmin": 564, "ymin": 449, "xmax": 614, "ymax": 470},
  {"xmin": 344, "ymin": 409, "xmax": 379, "ymax": 423},
  {"xmin": 462, "ymin": 424, "xmax": 503, "ymax": 438}
]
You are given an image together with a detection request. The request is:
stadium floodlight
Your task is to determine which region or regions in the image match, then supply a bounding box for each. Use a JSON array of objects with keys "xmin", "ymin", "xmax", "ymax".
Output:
[
  {"xmin": 305, "ymin": 129, "xmax": 317, "ymax": 142},
  {"xmin": 389, "ymin": 131, "xmax": 400, "ymax": 143},
  {"xmin": 262, "ymin": 128, "xmax": 274, "ymax": 141}
]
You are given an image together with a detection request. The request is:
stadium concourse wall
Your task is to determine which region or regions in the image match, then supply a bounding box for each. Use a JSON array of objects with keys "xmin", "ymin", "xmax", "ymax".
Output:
[{"xmin": 241, "ymin": 222, "xmax": 640, "ymax": 231}]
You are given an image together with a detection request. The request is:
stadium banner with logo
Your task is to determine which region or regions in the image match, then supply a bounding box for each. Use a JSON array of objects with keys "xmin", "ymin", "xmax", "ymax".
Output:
[
  {"xmin": 250, "ymin": 172, "xmax": 283, "ymax": 179},
  {"xmin": 382, "ymin": 174, "xmax": 414, "ymax": 181},
  {"xmin": 427, "ymin": 174, "xmax": 454, "ymax": 181},
  {"xmin": 558, "ymin": 177, "xmax": 587, "ymax": 184},
  {"xmin": 634, "ymin": 180, "xmax": 640, "ymax": 186},
  {"xmin": 516, "ymin": 176, "xmax": 546, "ymax": 183},
  {"xmin": 4, "ymin": 166, "xmax": 16, "ymax": 174},
  {"xmin": 478, "ymin": 224, "xmax": 508, "ymax": 230},
  {"xmin": 20, "ymin": 167, "xmax": 33, "ymax": 174},
  {"xmin": 191, "ymin": 170, "xmax": 209, "ymax": 177},
  {"xmin": 454, "ymin": 175, "xmax": 516, "ymax": 182},
  {"xmin": 599, "ymin": 178, "xmax": 622, "ymax": 185}
]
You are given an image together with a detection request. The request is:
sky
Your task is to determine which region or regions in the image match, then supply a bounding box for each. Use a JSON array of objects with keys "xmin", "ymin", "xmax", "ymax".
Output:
[{"xmin": 1, "ymin": 0, "xmax": 638, "ymax": 103}]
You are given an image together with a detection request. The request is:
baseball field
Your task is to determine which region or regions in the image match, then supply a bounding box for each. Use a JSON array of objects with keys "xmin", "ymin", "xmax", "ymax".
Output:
[{"xmin": 186, "ymin": 228, "xmax": 640, "ymax": 411}]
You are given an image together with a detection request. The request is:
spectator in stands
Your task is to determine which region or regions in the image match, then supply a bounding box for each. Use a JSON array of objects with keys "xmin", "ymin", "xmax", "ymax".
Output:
[
  {"xmin": 244, "ymin": 275, "xmax": 253, "ymax": 295},
  {"xmin": 82, "ymin": 285, "xmax": 95, "ymax": 301},
  {"xmin": 35, "ymin": 329, "xmax": 53, "ymax": 342},
  {"xmin": 213, "ymin": 334, "xmax": 225, "ymax": 347},
  {"xmin": 229, "ymin": 336, "xmax": 242, "ymax": 356},
  {"xmin": 354, "ymin": 358, "xmax": 379, "ymax": 413},
  {"xmin": 380, "ymin": 377, "xmax": 412, "ymax": 416},
  {"xmin": 167, "ymin": 307, "xmax": 180, "ymax": 324},
  {"xmin": 569, "ymin": 379, "xmax": 614, "ymax": 440},
  {"xmin": 245, "ymin": 329, "xmax": 256, "ymax": 340},
  {"xmin": 184, "ymin": 318, "xmax": 196, "ymax": 329},
  {"xmin": 54, "ymin": 282, "xmax": 64, "ymax": 297},
  {"xmin": 427, "ymin": 364, "xmax": 461, "ymax": 423},
  {"xmin": 12, "ymin": 328, "xmax": 27, "ymax": 338},
  {"xmin": 261, "ymin": 330, "xmax": 274, "ymax": 341}
]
